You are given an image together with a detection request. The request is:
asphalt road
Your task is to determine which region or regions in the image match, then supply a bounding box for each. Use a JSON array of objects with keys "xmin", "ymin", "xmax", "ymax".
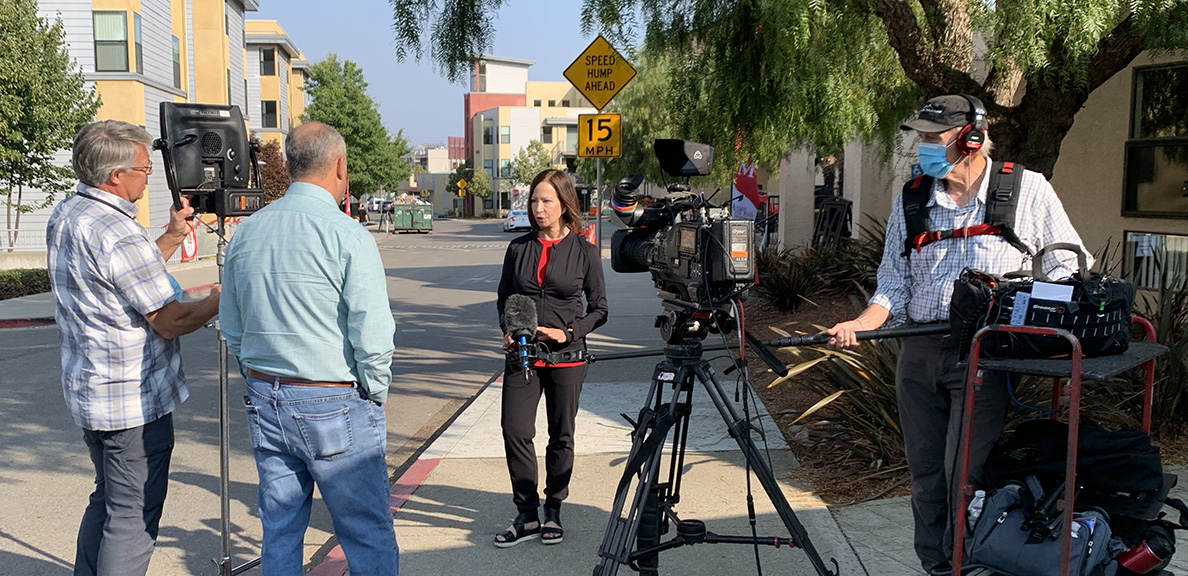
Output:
[{"xmin": 0, "ymin": 218, "xmax": 513, "ymax": 575}]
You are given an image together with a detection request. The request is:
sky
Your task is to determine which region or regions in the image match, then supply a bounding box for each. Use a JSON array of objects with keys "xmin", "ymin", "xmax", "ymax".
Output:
[{"xmin": 253, "ymin": 0, "xmax": 603, "ymax": 147}]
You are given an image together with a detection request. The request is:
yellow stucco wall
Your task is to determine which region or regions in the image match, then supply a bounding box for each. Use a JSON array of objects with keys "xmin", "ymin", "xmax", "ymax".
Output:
[
  {"xmin": 93, "ymin": 80, "xmax": 150, "ymax": 225},
  {"xmin": 191, "ymin": 1, "xmax": 228, "ymax": 105},
  {"xmin": 1050, "ymin": 51, "xmax": 1188, "ymax": 254}
]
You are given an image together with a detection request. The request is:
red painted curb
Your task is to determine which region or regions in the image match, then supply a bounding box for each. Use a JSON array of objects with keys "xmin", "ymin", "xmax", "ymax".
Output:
[
  {"xmin": 306, "ymin": 458, "xmax": 441, "ymax": 576},
  {"xmin": 0, "ymin": 317, "xmax": 54, "ymax": 329}
]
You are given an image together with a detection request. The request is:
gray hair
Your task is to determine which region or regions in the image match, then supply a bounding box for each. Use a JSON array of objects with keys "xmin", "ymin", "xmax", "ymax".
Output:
[
  {"xmin": 286, "ymin": 123, "xmax": 347, "ymax": 181},
  {"xmin": 72, "ymin": 120, "xmax": 154, "ymax": 187}
]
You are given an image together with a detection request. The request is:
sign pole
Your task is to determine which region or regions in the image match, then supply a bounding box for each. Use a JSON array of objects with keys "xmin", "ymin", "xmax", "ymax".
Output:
[{"xmin": 595, "ymin": 158, "xmax": 603, "ymax": 253}]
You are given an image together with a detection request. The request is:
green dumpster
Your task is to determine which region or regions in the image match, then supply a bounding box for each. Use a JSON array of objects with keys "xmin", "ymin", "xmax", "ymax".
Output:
[{"xmin": 391, "ymin": 204, "xmax": 433, "ymax": 233}]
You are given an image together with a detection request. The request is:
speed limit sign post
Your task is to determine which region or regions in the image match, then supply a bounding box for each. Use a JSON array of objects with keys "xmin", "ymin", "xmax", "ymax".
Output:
[{"xmin": 578, "ymin": 113, "xmax": 621, "ymax": 158}]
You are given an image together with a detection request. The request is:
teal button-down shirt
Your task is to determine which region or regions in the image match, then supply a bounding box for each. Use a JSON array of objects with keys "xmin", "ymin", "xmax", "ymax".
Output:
[{"xmin": 220, "ymin": 182, "xmax": 395, "ymax": 403}]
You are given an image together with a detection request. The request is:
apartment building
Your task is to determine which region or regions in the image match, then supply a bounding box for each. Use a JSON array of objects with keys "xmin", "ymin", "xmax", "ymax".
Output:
[
  {"xmin": 464, "ymin": 56, "xmax": 597, "ymax": 214},
  {"xmin": 245, "ymin": 19, "xmax": 307, "ymax": 147},
  {"xmin": 12, "ymin": 0, "xmax": 263, "ymax": 257}
]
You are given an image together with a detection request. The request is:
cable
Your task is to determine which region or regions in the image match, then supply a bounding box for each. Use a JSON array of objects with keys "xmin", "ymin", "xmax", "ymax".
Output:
[{"xmin": 1006, "ymin": 373, "xmax": 1059, "ymax": 417}]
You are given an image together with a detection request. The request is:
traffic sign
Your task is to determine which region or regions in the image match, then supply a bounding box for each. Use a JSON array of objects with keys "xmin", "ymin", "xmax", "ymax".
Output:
[
  {"xmin": 563, "ymin": 35, "xmax": 636, "ymax": 111},
  {"xmin": 578, "ymin": 113, "xmax": 622, "ymax": 158},
  {"xmin": 456, "ymin": 178, "xmax": 468, "ymax": 189}
]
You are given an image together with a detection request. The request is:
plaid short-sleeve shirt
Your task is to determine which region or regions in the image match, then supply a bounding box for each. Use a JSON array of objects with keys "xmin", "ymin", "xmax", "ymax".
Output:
[
  {"xmin": 47, "ymin": 184, "xmax": 186, "ymax": 431},
  {"xmin": 870, "ymin": 161, "xmax": 1091, "ymax": 324}
]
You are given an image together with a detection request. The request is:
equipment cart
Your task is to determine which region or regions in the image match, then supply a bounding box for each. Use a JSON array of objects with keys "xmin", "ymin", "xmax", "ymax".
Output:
[{"xmin": 951, "ymin": 317, "xmax": 1169, "ymax": 576}]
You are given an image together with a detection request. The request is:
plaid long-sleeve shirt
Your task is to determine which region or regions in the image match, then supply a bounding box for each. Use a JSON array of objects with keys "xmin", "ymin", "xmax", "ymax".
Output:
[
  {"xmin": 870, "ymin": 161, "xmax": 1091, "ymax": 325},
  {"xmin": 47, "ymin": 184, "xmax": 185, "ymax": 431}
]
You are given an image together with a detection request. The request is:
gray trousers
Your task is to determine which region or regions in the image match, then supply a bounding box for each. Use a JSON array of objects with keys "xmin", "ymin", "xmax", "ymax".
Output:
[
  {"xmin": 897, "ymin": 332, "xmax": 1008, "ymax": 572},
  {"xmin": 75, "ymin": 413, "xmax": 174, "ymax": 576}
]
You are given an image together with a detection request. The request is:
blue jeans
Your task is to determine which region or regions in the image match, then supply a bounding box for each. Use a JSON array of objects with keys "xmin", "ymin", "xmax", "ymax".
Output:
[{"xmin": 244, "ymin": 377, "xmax": 398, "ymax": 576}]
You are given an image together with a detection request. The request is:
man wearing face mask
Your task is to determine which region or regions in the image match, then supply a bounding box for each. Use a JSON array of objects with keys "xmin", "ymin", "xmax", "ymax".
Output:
[{"xmin": 826, "ymin": 94, "xmax": 1088, "ymax": 575}]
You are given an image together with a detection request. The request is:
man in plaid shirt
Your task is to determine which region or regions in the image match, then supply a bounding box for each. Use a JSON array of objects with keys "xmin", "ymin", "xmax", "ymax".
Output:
[
  {"xmin": 47, "ymin": 120, "xmax": 220, "ymax": 576},
  {"xmin": 827, "ymin": 95, "xmax": 1088, "ymax": 575}
]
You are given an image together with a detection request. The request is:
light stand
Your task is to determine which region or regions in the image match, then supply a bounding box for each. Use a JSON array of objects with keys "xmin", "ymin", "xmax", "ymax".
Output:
[
  {"xmin": 211, "ymin": 216, "xmax": 260, "ymax": 576},
  {"xmin": 153, "ymin": 102, "xmax": 266, "ymax": 575}
]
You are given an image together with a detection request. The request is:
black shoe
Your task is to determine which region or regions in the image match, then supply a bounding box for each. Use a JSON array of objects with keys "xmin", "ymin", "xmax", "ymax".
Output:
[
  {"xmin": 542, "ymin": 506, "xmax": 563, "ymax": 545},
  {"xmin": 927, "ymin": 561, "xmax": 952, "ymax": 576},
  {"xmin": 494, "ymin": 511, "xmax": 540, "ymax": 548}
]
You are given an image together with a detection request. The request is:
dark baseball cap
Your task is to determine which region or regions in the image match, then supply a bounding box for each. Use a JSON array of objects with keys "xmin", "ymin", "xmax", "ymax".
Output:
[{"xmin": 900, "ymin": 95, "xmax": 975, "ymax": 133}]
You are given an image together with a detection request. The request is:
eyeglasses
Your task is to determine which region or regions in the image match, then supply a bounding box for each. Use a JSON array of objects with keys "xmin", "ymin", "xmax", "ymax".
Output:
[{"xmin": 125, "ymin": 165, "xmax": 154, "ymax": 175}]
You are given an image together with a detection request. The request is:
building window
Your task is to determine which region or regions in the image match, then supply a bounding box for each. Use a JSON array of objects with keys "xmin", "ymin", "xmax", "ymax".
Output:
[
  {"xmin": 484, "ymin": 159, "xmax": 494, "ymax": 178},
  {"xmin": 500, "ymin": 126, "xmax": 510, "ymax": 144},
  {"xmin": 1125, "ymin": 231, "xmax": 1188, "ymax": 291},
  {"xmin": 541, "ymin": 127, "xmax": 552, "ymax": 144},
  {"xmin": 260, "ymin": 47, "xmax": 276, "ymax": 76},
  {"xmin": 548, "ymin": 99, "xmax": 556, "ymax": 107},
  {"xmin": 477, "ymin": 60, "xmax": 487, "ymax": 92},
  {"xmin": 261, "ymin": 100, "xmax": 278, "ymax": 128},
  {"xmin": 133, "ymin": 13, "xmax": 143, "ymax": 74},
  {"xmin": 172, "ymin": 36, "xmax": 182, "ymax": 89},
  {"xmin": 534, "ymin": 99, "xmax": 541, "ymax": 107},
  {"xmin": 1124, "ymin": 63, "xmax": 1188, "ymax": 218},
  {"xmin": 500, "ymin": 159, "xmax": 512, "ymax": 178},
  {"xmin": 566, "ymin": 125, "xmax": 578, "ymax": 151},
  {"xmin": 561, "ymin": 99, "xmax": 570, "ymax": 107},
  {"xmin": 93, "ymin": 11, "xmax": 128, "ymax": 72},
  {"xmin": 483, "ymin": 126, "xmax": 493, "ymax": 145}
]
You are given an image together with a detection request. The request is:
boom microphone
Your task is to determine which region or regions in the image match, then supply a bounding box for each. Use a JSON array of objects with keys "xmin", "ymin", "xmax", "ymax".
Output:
[{"xmin": 505, "ymin": 294, "xmax": 537, "ymax": 371}]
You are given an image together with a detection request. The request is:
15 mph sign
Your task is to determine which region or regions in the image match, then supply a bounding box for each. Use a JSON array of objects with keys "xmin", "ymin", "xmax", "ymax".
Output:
[
  {"xmin": 563, "ymin": 35, "xmax": 637, "ymax": 111},
  {"xmin": 578, "ymin": 113, "xmax": 621, "ymax": 158}
]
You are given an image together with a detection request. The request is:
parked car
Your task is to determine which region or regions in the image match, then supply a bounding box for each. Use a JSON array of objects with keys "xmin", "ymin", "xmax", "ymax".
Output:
[{"xmin": 503, "ymin": 209, "xmax": 531, "ymax": 232}]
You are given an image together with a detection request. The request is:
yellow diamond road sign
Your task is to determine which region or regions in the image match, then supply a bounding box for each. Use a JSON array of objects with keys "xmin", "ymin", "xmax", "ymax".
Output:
[
  {"xmin": 456, "ymin": 178, "xmax": 467, "ymax": 189},
  {"xmin": 564, "ymin": 35, "xmax": 636, "ymax": 111},
  {"xmin": 578, "ymin": 114, "xmax": 622, "ymax": 158}
]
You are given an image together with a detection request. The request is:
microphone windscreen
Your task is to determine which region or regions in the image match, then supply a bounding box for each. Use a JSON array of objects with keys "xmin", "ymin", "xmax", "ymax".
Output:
[{"xmin": 504, "ymin": 294, "xmax": 537, "ymax": 337}]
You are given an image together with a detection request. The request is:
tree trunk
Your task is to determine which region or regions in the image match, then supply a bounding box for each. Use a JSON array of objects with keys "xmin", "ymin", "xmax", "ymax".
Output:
[{"xmin": 991, "ymin": 85, "xmax": 1086, "ymax": 178}]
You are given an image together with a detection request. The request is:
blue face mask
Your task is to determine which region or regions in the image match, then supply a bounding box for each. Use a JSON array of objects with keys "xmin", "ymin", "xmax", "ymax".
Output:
[{"xmin": 917, "ymin": 141, "xmax": 956, "ymax": 179}]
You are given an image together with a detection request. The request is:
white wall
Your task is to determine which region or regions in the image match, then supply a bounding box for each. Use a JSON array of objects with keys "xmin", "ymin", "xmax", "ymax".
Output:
[{"xmin": 484, "ymin": 61, "xmax": 529, "ymax": 94}]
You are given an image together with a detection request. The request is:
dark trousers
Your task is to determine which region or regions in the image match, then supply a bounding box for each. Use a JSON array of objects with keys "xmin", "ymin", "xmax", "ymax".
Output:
[
  {"xmin": 501, "ymin": 362, "xmax": 588, "ymax": 513},
  {"xmin": 75, "ymin": 413, "xmax": 174, "ymax": 576},
  {"xmin": 897, "ymin": 333, "xmax": 1008, "ymax": 572}
]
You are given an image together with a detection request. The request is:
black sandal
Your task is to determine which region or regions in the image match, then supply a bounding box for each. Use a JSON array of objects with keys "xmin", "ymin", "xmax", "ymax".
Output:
[
  {"xmin": 542, "ymin": 507, "xmax": 563, "ymax": 545},
  {"xmin": 494, "ymin": 512, "xmax": 540, "ymax": 548}
]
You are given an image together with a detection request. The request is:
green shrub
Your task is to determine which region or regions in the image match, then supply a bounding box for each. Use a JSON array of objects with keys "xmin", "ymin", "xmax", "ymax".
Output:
[
  {"xmin": 756, "ymin": 217, "xmax": 885, "ymax": 313},
  {"xmin": 0, "ymin": 268, "xmax": 51, "ymax": 300}
]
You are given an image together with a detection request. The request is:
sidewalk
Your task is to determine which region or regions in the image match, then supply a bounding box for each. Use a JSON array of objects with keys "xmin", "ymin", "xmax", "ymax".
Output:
[{"xmin": 0, "ymin": 258, "xmax": 219, "ymax": 324}]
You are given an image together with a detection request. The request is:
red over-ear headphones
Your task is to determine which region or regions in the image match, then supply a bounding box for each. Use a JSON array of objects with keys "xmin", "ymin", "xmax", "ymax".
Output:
[{"xmin": 955, "ymin": 94, "xmax": 987, "ymax": 156}]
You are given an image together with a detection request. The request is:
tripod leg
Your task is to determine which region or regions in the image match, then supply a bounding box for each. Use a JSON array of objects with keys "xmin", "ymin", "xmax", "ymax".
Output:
[
  {"xmin": 595, "ymin": 363, "xmax": 693, "ymax": 576},
  {"xmin": 694, "ymin": 363, "xmax": 838, "ymax": 576},
  {"xmin": 636, "ymin": 485, "xmax": 661, "ymax": 576}
]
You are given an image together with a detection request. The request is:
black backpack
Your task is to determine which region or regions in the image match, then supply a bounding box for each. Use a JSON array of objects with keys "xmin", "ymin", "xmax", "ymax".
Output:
[{"xmin": 901, "ymin": 161, "xmax": 1032, "ymax": 258}]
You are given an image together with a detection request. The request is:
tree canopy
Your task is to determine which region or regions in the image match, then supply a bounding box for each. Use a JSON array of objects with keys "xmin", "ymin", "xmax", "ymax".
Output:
[
  {"xmin": 390, "ymin": 0, "xmax": 1188, "ymax": 178},
  {"xmin": 303, "ymin": 54, "xmax": 412, "ymax": 197},
  {"xmin": 0, "ymin": 0, "xmax": 99, "ymax": 250}
]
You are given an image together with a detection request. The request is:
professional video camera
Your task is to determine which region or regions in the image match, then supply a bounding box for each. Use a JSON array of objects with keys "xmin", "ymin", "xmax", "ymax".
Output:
[
  {"xmin": 154, "ymin": 102, "xmax": 264, "ymax": 219},
  {"xmin": 610, "ymin": 140, "xmax": 755, "ymax": 307}
]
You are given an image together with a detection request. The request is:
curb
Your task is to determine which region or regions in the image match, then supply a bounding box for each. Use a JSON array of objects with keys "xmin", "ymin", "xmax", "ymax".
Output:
[
  {"xmin": 304, "ymin": 371, "xmax": 503, "ymax": 575},
  {"xmin": 0, "ymin": 317, "xmax": 54, "ymax": 329}
]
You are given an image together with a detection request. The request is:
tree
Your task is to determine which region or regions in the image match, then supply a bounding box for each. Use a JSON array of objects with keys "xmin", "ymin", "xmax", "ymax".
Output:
[
  {"xmin": 0, "ymin": 0, "xmax": 100, "ymax": 251},
  {"xmin": 303, "ymin": 54, "xmax": 412, "ymax": 197},
  {"xmin": 252, "ymin": 136, "xmax": 289, "ymax": 202},
  {"xmin": 446, "ymin": 159, "xmax": 472, "ymax": 197},
  {"xmin": 389, "ymin": 0, "xmax": 1188, "ymax": 178},
  {"xmin": 468, "ymin": 166, "xmax": 493, "ymax": 199},
  {"xmin": 509, "ymin": 140, "xmax": 555, "ymax": 187}
]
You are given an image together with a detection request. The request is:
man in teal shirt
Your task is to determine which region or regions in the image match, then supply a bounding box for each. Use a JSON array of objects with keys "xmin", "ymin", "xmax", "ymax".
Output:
[{"xmin": 220, "ymin": 122, "xmax": 398, "ymax": 575}]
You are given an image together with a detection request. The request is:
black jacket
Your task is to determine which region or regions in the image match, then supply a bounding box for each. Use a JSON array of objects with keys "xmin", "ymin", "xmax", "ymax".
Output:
[{"xmin": 497, "ymin": 231, "xmax": 608, "ymax": 358}]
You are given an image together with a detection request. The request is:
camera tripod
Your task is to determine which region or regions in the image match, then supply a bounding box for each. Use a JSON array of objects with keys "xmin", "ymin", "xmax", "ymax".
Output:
[{"xmin": 592, "ymin": 315, "xmax": 839, "ymax": 576}]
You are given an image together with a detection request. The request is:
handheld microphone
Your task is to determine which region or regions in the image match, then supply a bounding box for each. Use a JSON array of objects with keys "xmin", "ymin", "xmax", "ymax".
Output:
[{"xmin": 504, "ymin": 294, "xmax": 537, "ymax": 372}]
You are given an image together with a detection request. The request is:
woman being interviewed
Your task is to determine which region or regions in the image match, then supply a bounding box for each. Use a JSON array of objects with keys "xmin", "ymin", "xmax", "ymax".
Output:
[{"xmin": 494, "ymin": 169, "xmax": 608, "ymax": 547}]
